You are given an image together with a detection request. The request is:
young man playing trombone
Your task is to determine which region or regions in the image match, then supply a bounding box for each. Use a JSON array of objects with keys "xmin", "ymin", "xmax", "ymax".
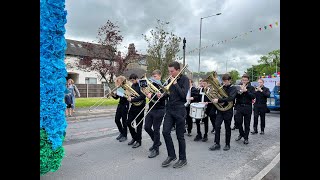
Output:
[
  {"xmin": 127, "ymin": 73, "xmax": 146, "ymax": 148},
  {"xmin": 144, "ymin": 70, "xmax": 166, "ymax": 158},
  {"xmin": 161, "ymin": 61, "xmax": 189, "ymax": 168}
]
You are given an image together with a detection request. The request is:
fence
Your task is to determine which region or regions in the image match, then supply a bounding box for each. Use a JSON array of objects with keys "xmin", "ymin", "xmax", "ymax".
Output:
[{"xmin": 75, "ymin": 84, "xmax": 107, "ymax": 98}]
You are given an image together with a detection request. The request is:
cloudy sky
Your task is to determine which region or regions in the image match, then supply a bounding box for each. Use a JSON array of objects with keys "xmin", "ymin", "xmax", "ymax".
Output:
[{"xmin": 65, "ymin": 0, "xmax": 280, "ymax": 75}]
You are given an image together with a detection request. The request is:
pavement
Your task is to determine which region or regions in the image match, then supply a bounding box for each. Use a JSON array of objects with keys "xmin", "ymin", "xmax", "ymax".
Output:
[{"xmin": 67, "ymin": 106, "xmax": 118, "ymax": 121}]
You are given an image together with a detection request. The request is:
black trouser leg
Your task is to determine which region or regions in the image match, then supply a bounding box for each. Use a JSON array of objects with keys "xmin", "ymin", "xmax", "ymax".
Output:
[
  {"xmin": 186, "ymin": 106, "xmax": 193, "ymax": 133},
  {"xmin": 243, "ymin": 107, "xmax": 252, "ymax": 140},
  {"xmin": 152, "ymin": 109, "xmax": 165, "ymax": 150},
  {"xmin": 223, "ymin": 110, "xmax": 233, "ymax": 145},
  {"xmin": 209, "ymin": 108, "xmax": 217, "ymax": 130},
  {"xmin": 237, "ymin": 109, "xmax": 245, "ymax": 137},
  {"xmin": 135, "ymin": 112, "xmax": 144, "ymax": 143},
  {"xmin": 162, "ymin": 111, "xmax": 176, "ymax": 158},
  {"xmin": 253, "ymin": 106, "xmax": 259, "ymax": 132},
  {"xmin": 195, "ymin": 119, "xmax": 202, "ymax": 136},
  {"xmin": 173, "ymin": 108, "xmax": 187, "ymax": 160},
  {"xmin": 121, "ymin": 105, "xmax": 128, "ymax": 137},
  {"xmin": 115, "ymin": 106, "xmax": 124, "ymax": 135},
  {"xmin": 203, "ymin": 116, "xmax": 208, "ymax": 135},
  {"xmin": 127, "ymin": 106, "xmax": 144, "ymax": 142},
  {"xmin": 260, "ymin": 106, "xmax": 266, "ymax": 131},
  {"xmin": 214, "ymin": 112, "xmax": 223, "ymax": 145},
  {"xmin": 144, "ymin": 111, "xmax": 154, "ymax": 141}
]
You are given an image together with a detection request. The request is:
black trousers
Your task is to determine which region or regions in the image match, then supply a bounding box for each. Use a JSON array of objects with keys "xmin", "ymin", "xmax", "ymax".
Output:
[
  {"xmin": 162, "ymin": 107, "xmax": 187, "ymax": 160},
  {"xmin": 214, "ymin": 109, "xmax": 233, "ymax": 145},
  {"xmin": 196, "ymin": 116, "xmax": 208, "ymax": 136},
  {"xmin": 127, "ymin": 105, "xmax": 144, "ymax": 143},
  {"xmin": 253, "ymin": 104, "xmax": 267, "ymax": 131},
  {"xmin": 144, "ymin": 108, "xmax": 165, "ymax": 151},
  {"xmin": 235, "ymin": 105, "xmax": 252, "ymax": 140},
  {"xmin": 115, "ymin": 104, "xmax": 128, "ymax": 137},
  {"xmin": 185, "ymin": 106, "xmax": 193, "ymax": 133},
  {"xmin": 232, "ymin": 108, "xmax": 238, "ymax": 128},
  {"xmin": 209, "ymin": 106, "xmax": 217, "ymax": 130}
]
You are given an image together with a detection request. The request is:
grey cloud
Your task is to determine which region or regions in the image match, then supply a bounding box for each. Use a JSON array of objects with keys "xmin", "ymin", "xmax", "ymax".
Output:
[{"xmin": 65, "ymin": 0, "xmax": 279, "ymax": 74}]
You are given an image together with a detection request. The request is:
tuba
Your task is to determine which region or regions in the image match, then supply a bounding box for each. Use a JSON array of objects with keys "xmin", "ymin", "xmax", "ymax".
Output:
[
  {"xmin": 204, "ymin": 72, "xmax": 233, "ymax": 111},
  {"xmin": 116, "ymin": 76, "xmax": 143, "ymax": 106}
]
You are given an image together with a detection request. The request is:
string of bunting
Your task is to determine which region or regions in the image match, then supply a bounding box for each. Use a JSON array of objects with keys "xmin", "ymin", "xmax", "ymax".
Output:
[{"xmin": 176, "ymin": 21, "xmax": 279, "ymax": 60}]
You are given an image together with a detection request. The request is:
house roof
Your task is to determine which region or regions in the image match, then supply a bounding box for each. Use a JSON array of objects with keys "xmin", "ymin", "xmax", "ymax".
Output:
[{"xmin": 65, "ymin": 39, "xmax": 115, "ymax": 59}]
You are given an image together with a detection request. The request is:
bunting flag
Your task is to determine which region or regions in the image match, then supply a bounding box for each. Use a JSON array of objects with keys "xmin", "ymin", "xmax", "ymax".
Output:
[{"xmin": 175, "ymin": 20, "xmax": 279, "ymax": 60}]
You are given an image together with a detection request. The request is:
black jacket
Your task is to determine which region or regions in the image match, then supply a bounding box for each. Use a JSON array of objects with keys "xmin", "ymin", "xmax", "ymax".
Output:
[
  {"xmin": 112, "ymin": 94, "xmax": 129, "ymax": 106},
  {"xmin": 217, "ymin": 84, "xmax": 238, "ymax": 108},
  {"xmin": 235, "ymin": 83, "xmax": 255, "ymax": 106},
  {"xmin": 149, "ymin": 81, "xmax": 166, "ymax": 110},
  {"xmin": 165, "ymin": 74, "xmax": 189, "ymax": 109},
  {"xmin": 130, "ymin": 82, "xmax": 146, "ymax": 107},
  {"xmin": 254, "ymin": 86, "xmax": 270, "ymax": 104}
]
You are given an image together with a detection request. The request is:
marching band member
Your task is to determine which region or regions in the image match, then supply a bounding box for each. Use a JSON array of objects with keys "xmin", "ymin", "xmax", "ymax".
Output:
[
  {"xmin": 144, "ymin": 70, "xmax": 166, "ymax": 158},
  {"xmin": 111, "ymin": 76, "xmax": 129, "ymax": 142},
  {"xmin": 185, "ymin": 79, "xmax": 199, "ymax": 136},
  {"xmin": 234, "ymin": 74, "xmax": 255, "ymax": 145},
  {"xmin": 127, "ymin": 73, "xmax": 146, "ymax": 148},
  {"xmin": 194, "ymin": 79, "xmax": 212, "ymax": 142},
  {"xmin": 161, "ymin": 61, "xmax": 189, "ymax": 168},
  {"xmin": 251, "ymin": 78, "xmax": 270, "ymax": 135},
  {"xmin": 209, "ymin": 74, "xmax": 237, "ymax": 151}
]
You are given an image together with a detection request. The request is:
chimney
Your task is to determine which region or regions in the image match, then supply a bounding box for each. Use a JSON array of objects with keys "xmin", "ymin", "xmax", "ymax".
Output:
[{"xmin": 128, "ymin": 43, "xmax": 135, "ymax": 55}]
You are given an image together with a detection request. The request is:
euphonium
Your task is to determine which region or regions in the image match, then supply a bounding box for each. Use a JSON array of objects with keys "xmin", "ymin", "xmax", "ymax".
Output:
[
  {"xmin": 120, "ymin": 81, "xmax": 144, "ymax": 106},
  {"xmin": 204, "ymin": 72, "xmax": 233, "ymax": 111},
  {"xmin": 162, "ymin": 64, "xmax": 188, "ymax": 94}
]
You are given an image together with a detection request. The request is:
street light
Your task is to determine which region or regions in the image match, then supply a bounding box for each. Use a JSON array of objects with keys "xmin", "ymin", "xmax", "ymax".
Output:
[{"xmin": 198, "ymin": 12, "xmax": 222, "ymax": 81}]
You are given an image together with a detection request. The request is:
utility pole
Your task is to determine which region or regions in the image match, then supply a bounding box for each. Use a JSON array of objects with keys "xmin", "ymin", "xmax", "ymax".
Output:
[{"xmin": 183, "ymin": 37, "xmax": 186, "ymax": 66}]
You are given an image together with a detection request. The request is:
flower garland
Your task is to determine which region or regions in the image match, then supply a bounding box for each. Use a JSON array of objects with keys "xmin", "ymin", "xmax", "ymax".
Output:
[{"xmin": 40, "ymin": 0, "xmax": 68, "ymax": 175}]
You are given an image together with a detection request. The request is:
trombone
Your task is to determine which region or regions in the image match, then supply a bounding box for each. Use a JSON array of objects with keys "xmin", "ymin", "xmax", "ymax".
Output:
[
  {"xmin": 130, "ymin": 75, "xmax": 170, "ymax": 129},
  {"xmin": 88, "ymin": 86, "xmax": 118, "ymax": 112},
  {"xmin": 131, "ymin": 64, "xmax": 188, "ymax": 129}
]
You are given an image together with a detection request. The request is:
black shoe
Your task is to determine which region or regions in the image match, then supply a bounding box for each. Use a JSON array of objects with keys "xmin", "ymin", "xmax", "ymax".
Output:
[
  {"xmin": 116, "ymin": 134, "xmax": 123, "ymax": 140},
  {"xmin": 202, "ymin": 135, "xmax": 208, "ymax": 142},
  {"xmin": 194, "ymin": 135, "xmax": 202, "ymax": 141},
  {"xmin": 244, "ymin": 139, "xmax": 249, "ymax": 144},
  {"xmin": 223, "ymin": 145, "xmax": 230, "ymax": 151},
  {"xmin": 173, "ymin": 160, "xmax": 187, "ymax": 168},
  {"xmin": 211, "ymin": 129, "xmax": 215, "ymax": 134},
  {"xmin": 162, "ymin": 156, "xmax": 177, "ymax": 167},
  {"xmin": 148, "ymin": 149, "xmax": 159, "ymax": 158},
  {"xmin": 251, "ymin": 131, "xmax": 258, "ymax": 134},
  {"xmin": 235, "ymin": 135, "xmax": 243, "ymax": 141},
  {"xmin": 260, "ymin": 131, "xmax": 264, "ymax": 135},
  {"xmin": 150, "ymin": 142, "xmax": 162, "ymax": 151},
  {"xmin": 209, "ymin": 143, "xmax": 221, "ymax": 151},
  {"xmin": 128, "ymin": 139, "xmax": 135, "ymax": 145},
  {"xmin": 119, "ymin": 136, "xmax": 127, "ymax": 142},
  {"xmin": 132, "ymin": 141, "xmax": 141, "ymax": 148},
  {"xmin": 231, "ymin": 126, "xmax": 237, "ymax": 130}
]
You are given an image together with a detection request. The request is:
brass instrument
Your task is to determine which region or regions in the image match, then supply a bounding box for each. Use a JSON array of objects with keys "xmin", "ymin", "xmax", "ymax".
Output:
[
  {"xmin": 121, "ymin": 80, "xmax": 144, "ymax": 106},
  {"xmin": 204, "ymin": 72, "xmax": 233, "ymax": 111},
  {"xmin": 88, "ymin": 86, "xmax": 118, "ymax": 112},
  {"xmin": 161, "ymin": 64, "xmax": 189, "ymax": 94},
  {"xmin": 130, "ymin": 74, "xmax": 163, "ymax": 129}
]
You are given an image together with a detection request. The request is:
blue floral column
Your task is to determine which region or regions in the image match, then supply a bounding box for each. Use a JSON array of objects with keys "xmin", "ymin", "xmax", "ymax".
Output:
[{"xmin": 40, "ymin": 0, "xmax": 68, "ymax": 175}]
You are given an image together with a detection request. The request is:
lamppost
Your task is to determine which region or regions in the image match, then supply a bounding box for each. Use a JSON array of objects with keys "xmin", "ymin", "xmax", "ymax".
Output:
[{"xmin": 198, "ymin": 12, "xmax": 222, "ymax": 82}]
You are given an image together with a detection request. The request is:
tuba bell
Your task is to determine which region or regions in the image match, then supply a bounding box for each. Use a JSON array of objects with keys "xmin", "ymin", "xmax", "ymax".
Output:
[{"xmin": 204, "ymin": 71, "xmax": 233, "ymax": 111}]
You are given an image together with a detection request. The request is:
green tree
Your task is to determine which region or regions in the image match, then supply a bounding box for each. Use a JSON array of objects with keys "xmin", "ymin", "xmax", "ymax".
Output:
[
  {"xmin": 246, "ymin": 49, "xmax": 280, "ymax": 80},
  {"xmin": 143, "ymin": 19, "xmax": 182, "ymax": 81},
  {"xmin": 228, "ymin": 70, "xmax": 240, "ymax": 84}
]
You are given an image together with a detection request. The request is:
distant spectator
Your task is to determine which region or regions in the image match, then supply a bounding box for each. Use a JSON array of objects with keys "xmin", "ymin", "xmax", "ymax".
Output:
[
  {"xmin": 67, "ymin": 79, "xmax": 80, "ymax": 113},
  {"xmin": 64, "ymin": 85, "xmax": 73, "ymax": 117},
  {"xmin": 273, "ymin": 81, "xmax": 280, "ymax": 95}
]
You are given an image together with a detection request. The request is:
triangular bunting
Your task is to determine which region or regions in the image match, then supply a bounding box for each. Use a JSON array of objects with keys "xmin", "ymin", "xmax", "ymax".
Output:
[
  {"xmin": 269, "ymin": 24, "xmax": 272, "ymax": 28},
  {"xmin": 259, "ymin": 28, "xmax": 262, "ymax": 31},
  {"xmin": 275, "ymin": 21, "xmax": 278, "ymax": 26},
  {"xmin": 264, "ymin": 26, "xmax": 267, "ymax": 29}
]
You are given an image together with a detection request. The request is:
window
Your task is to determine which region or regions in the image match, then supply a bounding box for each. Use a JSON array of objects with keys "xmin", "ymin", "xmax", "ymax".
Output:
[{"xmin": 85, "ymin": 77, "xmax": 97, "ymax": 84}]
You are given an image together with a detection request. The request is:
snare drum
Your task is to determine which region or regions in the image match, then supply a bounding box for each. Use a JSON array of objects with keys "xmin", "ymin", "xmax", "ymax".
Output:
[{"xmin": 190, "ymin": 103, "xmax": 207, "ymax": 119}]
